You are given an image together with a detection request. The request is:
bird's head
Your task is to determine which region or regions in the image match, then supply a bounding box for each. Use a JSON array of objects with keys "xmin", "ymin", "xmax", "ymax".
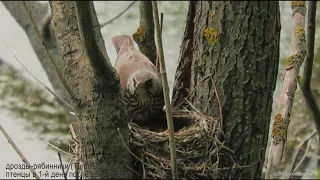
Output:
[{"xmin": 127, "ymin": 70, "xmax": 162, "ymax": 97}]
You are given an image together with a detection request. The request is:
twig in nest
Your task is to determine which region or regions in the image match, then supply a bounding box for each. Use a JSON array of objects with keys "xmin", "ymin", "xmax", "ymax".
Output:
[
  {"xmin": 100, "ymin": 1, "xmax": 137, "ymax": 28},
  {"xmin": 152, "ymin": 1, "xmax": 178, "ymax": 179},
  {"xmin": 67, "ymin": 124, "xmax": 81, "ymax": 180},
  {"xmin": 210, "ymin": 76, "xmax": 223, "ymax": 130},
  {"xmin": 69, "ymin": 124, "xmax": 79, "ymax": 144},
  {"xmin": 289, "ymin": 129, "xmax": 317, "ymax": 178},
  {"xmin": 0, "ymin": 124, "xmax": 41, "ymax": 180},
  {"xmin": 117, "ymin": 128, "xmax": 151, "ymax": 167},
  {"xmin": 57, "ymin": 152, "xmax": 67, "ymax": 180}
]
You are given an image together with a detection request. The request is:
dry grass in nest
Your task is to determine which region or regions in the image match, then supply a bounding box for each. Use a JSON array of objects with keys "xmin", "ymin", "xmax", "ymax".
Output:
[{"xmin": 129, "ymin": 109, "xmax": 235, "ymax": 179}]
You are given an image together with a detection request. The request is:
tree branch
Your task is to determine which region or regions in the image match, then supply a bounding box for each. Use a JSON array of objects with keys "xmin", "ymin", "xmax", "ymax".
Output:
[
  {"xmin": 50, "ymin": 1, "xmax": 131, "ymax": 178},
  {"xmin": 2, "ymin": 1, "xmax": 75, "ymax": 122},
  {"xmin": 100, "ymin": 1, "xmax": 137, "ymax": 28},
  {"xmin": 298, "ymin": 1, "xmax": 320, "ymax": 136},
  {"xmin": 266, "ymin": 1, "xmax": 307, "ymax": 178},
  {"xmin": 22, "ymin": 1, "xmax": 75, "ymax": 112},
  {"xmin": 133, "ymin": 1, "xmax": 157, "ymax": 65},
  {"xmin": 0, "ymin": 124, "xmax": 40, "ymax": 179},
  {"xmin": 152, "ymin": 1, "xmax": 178, "ymax": 178}
]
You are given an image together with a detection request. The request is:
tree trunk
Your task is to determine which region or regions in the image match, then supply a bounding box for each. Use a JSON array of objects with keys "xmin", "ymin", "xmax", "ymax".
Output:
[
  {"xmin": 49, "ymin": 1, "xmax": 132, "ymax": 178},
  {"xmin": 172, "ymin": 1, "xmax": 281, "ymax": 179}
]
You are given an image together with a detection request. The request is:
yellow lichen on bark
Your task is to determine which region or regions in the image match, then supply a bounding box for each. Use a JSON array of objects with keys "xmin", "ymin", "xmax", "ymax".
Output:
[
  {"xmin": 284, "ymin": 54, "xmax": 300, "ymax": 69},
  {"xmin": 295, "ymin": 26, "xmax": 305, "ymax": 38},
  {"xmin": 203, "ymin": 28, "xmax": 218, "ymax": 46},
  {"xmin": 132, "ymin": 26, "xmax": 146, "ymax": 43},
  {"xmin": 291, "ymin": 1, "xmax": 305, "ymax": 7},
  {"xmin": 209, "ymin": 10, "xmax": 214, "ymax": 17},
  {"xmin": 272, "ymin": 114, "xmax": 287, "ymax": 140}
]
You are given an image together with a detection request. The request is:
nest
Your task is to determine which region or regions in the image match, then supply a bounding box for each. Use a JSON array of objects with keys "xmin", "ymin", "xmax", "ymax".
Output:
[{"xmin": 129, "ymin": 109, "xmax": 234, "ymax": 179}]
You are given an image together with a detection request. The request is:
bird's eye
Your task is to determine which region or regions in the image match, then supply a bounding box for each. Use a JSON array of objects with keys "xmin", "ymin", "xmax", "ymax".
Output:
[{"xmin": 145, "ymin": 79, "xmax": 153, "ymax": 87}]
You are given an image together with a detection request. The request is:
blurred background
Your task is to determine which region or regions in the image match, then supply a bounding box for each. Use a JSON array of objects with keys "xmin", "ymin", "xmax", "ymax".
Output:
[{"xmin": 0, "ymin": 1, "xmax": 319, "ymax": 179}]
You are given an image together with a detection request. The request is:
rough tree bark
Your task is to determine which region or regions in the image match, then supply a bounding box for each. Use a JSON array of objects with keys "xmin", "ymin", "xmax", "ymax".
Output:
[
  {"xmin": 172, "ymin": 1, "xmax": 281, "ymax": 179},
  {"xmin": 2, "ymin": 1, "xmax": 74, "ymax": 122},
  {"xmin": 49, "ymin": 1, "xmax": 131, "ymax": 178}
]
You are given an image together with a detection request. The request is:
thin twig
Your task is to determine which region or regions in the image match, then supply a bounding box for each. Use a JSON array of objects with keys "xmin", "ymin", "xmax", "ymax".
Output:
[
  {"xmin": 0, "ymin": 39, "xmax": 75, "ymax": 113},
  {"xmin": 210, "ymin": 76, "xmax": 223, "ymax": 129},
  {"xmin": 100, "ymin": 1, "xmax": 137, "ymax": 28},
  {"xmin": 69, "ymin": 124, "xmax": 79, "ymax": 143},
  {"xmin": 57, "ymin": 152, "xmax": 67, "ymax": 180},
  {"xmin": 151, "ymin": 2, "xmax": 178, "ymax": 178},
  {"xmin": 306, "ymin": 151, "xmax": 320, "ymax": 159},
  {"xmin": 289, "ymin": 129, "xmax": 317, "ymax": 178},
  {"xmin": 156, "ymin": 13, "xmax": 164, "ymax": 72},
  {"xmin": 117, "ymin": 128, "xmax": 151, "ymax": 167},
  {"xmin": 47, "ymin": 142, "xmax": 73, "ymax": 157},
  {"xmin": 0, "ymin": 124, "xmax": 41, "ymax": 180},
  {"xmin": 290, "ymin": 136, "xmax": 313, "ymax": 178},
  {"xmin": 22, "ymin": 1, "xmax": 76, "ymax": 105},
  {"xmin": 65, "ymin": 158, "xmax": 73, "ymax": 176}
]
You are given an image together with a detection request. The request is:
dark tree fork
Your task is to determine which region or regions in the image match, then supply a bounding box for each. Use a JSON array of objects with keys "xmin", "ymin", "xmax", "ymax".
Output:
[{"xmin": 49, "ymin": 1, "xmax": 132, "ymax": 179}]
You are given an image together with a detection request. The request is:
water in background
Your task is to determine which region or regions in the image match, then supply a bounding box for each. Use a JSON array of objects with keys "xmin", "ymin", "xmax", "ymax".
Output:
[{"xmin": 0, "ymin": 1, "xmax": 318, "ymax": 179}]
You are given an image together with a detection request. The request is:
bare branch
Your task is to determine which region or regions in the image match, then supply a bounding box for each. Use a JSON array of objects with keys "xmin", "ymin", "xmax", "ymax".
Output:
[
  {"xmin": 0, "ymin": 124, "xmax": 41, "ymax": 180},
  {"xmin": 2, "ymin": 1, "xmax": 74, "ymax": 119},
  {"xmin": 100, "ymin": 1, "xmax": 137, "ymax": 27},
  {"xmin": 1, "ymin": 39, "xmax": 75, "ymax": 113},
  {"xmin": 266, "ymin": 1, "xmax": 307, "ymax": 178},
  {"xmin": 133, "ymin": 1, "xmax": 157, "ymax": 65},
  {"xmin": 152, "ymin": 1, "xmax": 178, "ymax": 178},
  {"xmin": 22, "ymin": 1, "xmax": 74, "ymax": 99},
  {"xmin": 298, "ymin": 1, "xmax": 320, "ymax": 136},
  {"xmin": 57, "ymin": 152, "xmax": 67, "ymax": 180}
]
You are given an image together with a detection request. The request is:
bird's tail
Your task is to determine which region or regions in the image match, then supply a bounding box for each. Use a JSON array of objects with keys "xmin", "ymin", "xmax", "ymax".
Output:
[{"xmin": 111, "ymin": 35, "xmax": 134, "ymax": 54}]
